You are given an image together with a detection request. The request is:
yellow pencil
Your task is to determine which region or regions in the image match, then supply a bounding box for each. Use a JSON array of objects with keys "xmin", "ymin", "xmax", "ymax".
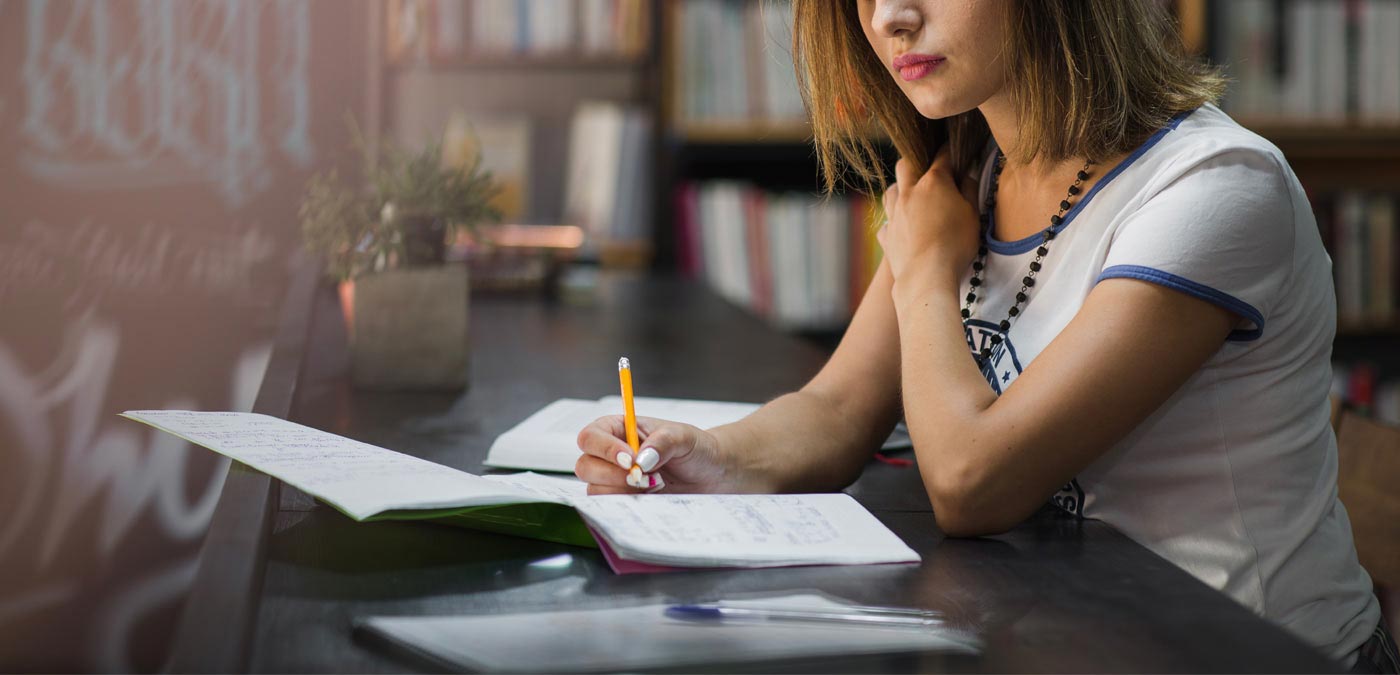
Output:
[{"xmin": 618, "ymin": 357, "xmax": 644, "ymax": 486}]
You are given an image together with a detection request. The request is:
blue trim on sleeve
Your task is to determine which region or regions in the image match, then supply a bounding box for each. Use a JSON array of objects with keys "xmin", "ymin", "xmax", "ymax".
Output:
[
  {"xmin": 985, "ymin": 109, "xmax": 1195, "ymax": 255},
  {"xmin": 1097, "ymin": 265, "xmax": 1264, "ymax": 342}
]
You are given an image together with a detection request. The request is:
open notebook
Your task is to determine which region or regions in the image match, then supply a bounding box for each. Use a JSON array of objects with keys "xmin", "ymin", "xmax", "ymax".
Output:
[
  {"xmin": 122, "ymin": 410, "xmax": 920, "ymax": 573},
  {"xmin": 485, "ymin": 396, "xmax": 911, "ymax": 473}
]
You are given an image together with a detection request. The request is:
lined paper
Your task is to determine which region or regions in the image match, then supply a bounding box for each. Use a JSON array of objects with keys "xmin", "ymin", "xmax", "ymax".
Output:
[{"xmin": 121, "ymin": 410, "xmax": 552, "ymax": 520}]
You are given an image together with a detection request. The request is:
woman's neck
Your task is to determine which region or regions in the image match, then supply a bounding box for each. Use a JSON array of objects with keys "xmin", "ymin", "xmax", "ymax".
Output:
[
  {"xmin": 979, "ymin": 93, "xmax": 1072, "ymax": 180},
  {"xmin": 977, "ymin": 93, "xmax": 1129, "ymax": 242}
]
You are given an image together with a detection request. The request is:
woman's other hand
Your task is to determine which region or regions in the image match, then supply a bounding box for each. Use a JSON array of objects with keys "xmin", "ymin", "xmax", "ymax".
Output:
[{"xmin": 878, "ymin": 145, "xmax": 981, "ymax": 298}]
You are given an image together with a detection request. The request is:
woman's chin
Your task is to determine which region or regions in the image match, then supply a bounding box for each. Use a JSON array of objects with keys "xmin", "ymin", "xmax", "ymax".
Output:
[{"xmin": 909, "ymin": 94, "xmax": 975, "ymax": 121}]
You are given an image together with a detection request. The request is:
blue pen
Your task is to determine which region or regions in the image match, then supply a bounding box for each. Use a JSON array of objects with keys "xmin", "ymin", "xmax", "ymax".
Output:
[{"xmin": 665, "ymin": 603, "xmax": 943, "ymax": 628}]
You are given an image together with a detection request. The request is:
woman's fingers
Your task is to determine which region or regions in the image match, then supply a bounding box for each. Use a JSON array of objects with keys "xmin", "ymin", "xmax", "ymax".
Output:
[
  {"xmin": 894, "ymin": 157, "xmax": 919, "ymax": 191},
  {"xmin": 883, "ymin": 183, "xmax": 898, "ymax": 207},
  {"xmin": 924, "ymin": 145, "xmax": 973, "ymax": 206},
  {"xmin": 576, "ymin": 415, "xmax": 637, "ymax": 469},
  {"xmin": 635, "ymin": 422, "xmax": 694, "ymax": 473},
  {"xmin": 575, "ymin": 415, "xmax": 682, "ymax": 491},
  {"xmin": 928, "ymin": 143, "xmax": 954, "ymax": 177},
  {"xmin": 575, "ymin": 454, "xmax": 633, "ymax": 489}
]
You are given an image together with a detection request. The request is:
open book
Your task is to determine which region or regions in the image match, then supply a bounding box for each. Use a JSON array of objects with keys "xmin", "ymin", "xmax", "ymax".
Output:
[
  {"xmin": 122, "ymin": 410, "xmax": 920, "ymax": 574},
  {"xmin": 485, "ymin": 396, "xmax": 911, "ymax": 473}
]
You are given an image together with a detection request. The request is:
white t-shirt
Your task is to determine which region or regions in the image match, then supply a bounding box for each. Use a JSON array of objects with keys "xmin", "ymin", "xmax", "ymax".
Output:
[{"xmin": 964, "ymin": 103, "xmax": 1379, "ymax": 662}]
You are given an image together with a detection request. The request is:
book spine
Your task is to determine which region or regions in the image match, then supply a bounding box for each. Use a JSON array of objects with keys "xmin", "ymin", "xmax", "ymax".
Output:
[
  {"xmin": 744, "ymin": 188, "xmax": 773, "ymax": 318},
  {"xmin": 1338, "ymin": 191, "xmax": 1368, "ymax": 324},
  {"xmin": 1369, "ymin": 194, "xmax": 1396, "ymax": 321},
  {"xmin": 744, "ymin": 1, "xmax": 768, "ymax": 121},
  {"xmin": 1317, "ymin": 0, "xmax": 1348, "ymax": 122},
  {"xmin": 674, "ymin": 183, "xmax": 701, "ymax": 279}
]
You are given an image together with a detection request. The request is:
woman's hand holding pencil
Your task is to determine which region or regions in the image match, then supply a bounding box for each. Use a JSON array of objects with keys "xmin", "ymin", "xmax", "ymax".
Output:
[{"xmin": 573, "ymin": 357, "xmax": 736, "ymax": 495}]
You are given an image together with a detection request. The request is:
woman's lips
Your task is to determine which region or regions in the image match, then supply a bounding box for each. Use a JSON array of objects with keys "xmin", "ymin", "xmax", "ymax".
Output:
[{"xmin": 893, "ymin": 54, "xmax": 946, "ymax": 82}]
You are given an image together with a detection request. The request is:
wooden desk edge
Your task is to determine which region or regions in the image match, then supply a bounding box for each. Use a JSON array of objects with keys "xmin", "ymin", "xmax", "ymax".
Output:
[{"xmin": 167, "ymin": 264, "xmax": 321, "ymax": 673}]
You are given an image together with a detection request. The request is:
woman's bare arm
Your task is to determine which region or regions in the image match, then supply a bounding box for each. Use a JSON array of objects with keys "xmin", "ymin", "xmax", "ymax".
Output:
[{"xmin": 711, "ymin": 258, "xmax": 905, "ymax": 492}]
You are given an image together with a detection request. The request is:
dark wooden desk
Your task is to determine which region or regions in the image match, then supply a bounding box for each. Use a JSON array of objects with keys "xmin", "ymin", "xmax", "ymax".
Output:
[{"xmin": 172, "ymin": 271, "xmax": 1342, "ymax": 673}]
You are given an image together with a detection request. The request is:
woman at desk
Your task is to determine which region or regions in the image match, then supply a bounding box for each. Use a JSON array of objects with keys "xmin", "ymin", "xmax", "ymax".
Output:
[{"xmin": 576, "ymin": 1, "xmax": 1396, "ymax": 671}]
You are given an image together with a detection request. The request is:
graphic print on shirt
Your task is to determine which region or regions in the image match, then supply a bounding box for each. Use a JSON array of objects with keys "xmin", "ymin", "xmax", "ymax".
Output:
[
  {"xmin": 964, "ymin": 319, "xmax": 1024, "ymax": 394},
  {"xmin": 965, "ymin": 319, "xmax": 1087, "ymax": 518},
  {"xmin": 1051, "ymin": 478, "xmax": 1086, "ymax": 517}
]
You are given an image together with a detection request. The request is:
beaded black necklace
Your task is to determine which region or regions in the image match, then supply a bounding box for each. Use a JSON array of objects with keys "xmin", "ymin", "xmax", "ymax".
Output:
[{"xmin": 963, "ymin": 152, "xmax": 1095, "ymax": 364}]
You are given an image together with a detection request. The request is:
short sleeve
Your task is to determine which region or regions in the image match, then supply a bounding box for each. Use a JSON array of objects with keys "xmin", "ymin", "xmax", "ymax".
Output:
[{"xmin": 1098, "ymin": 148, "xmax": 1297, "ymax": 342}]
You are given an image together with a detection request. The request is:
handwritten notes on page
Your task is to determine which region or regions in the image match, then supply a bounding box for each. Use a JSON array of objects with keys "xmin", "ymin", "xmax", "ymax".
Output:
[
  {"xmin": 573, "ymin": 493, "xmax": 921, "ymax": 568},
  {"xmin": 462, "ymin": 472, "xmax": 920, "ymax": 569},
  {"xmin": 483, "ymin": 471, "xmax": 590, "ymax": 504},
  {"xmin": 121, "ymin": 410, "xmax": 556, "ymax": 520}
]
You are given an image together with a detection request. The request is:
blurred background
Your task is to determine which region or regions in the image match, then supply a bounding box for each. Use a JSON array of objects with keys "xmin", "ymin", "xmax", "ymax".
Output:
[{"xmin": 0, "ymin": 0, "xmax": 1396, "ymax": 670}]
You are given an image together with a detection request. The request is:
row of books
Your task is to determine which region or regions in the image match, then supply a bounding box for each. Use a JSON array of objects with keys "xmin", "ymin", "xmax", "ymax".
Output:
[
  {"xmin": 672, "ymin": 0, "xmax": 807, "ymax": 126},
  {"xmin": 387, "ymin": 0, "xmax": 651, "ymax": 63},
  {"xmin": 1317, "ymin": 191, "xmax": 1398, "ymax": 325},
  {"xmin": 675, "ymin": 182, "xmax": 883, "ymax": 330},
  {"xmin": 1333, "ymin": 363, "xmax": 1400, "ymax": 427},
  {"xmin": 563, "ymin": 102, "xmax": 653, "ymax": 248},
  {"xmin": 1214, "ymin": 0, "xmax": 1400, "ymax": 123}
]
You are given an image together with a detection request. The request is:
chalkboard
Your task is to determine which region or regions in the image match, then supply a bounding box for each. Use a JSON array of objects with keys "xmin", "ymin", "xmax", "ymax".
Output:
[{"xmin": 0, "ymin": 1, "xmax": 370, "ymax": 670}]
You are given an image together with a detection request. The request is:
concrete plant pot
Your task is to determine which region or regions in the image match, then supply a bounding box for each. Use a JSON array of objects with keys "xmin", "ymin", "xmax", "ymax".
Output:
[{"xmin": 343, "ymin": 265, "xmax": 469, "ymax": 391}]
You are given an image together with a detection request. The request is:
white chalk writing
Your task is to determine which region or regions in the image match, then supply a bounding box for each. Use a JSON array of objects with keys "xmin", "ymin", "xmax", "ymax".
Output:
[
  {"xmin": 0, "ymin": 319, "xmax": 268, "ymax": 567},
  {"xmin": 0, "ymin": 219, "xmax": 279, "ymax": 306},
  {"xmin": 19, "ymin": 0, "xmax": 313, "ymax": 206}
]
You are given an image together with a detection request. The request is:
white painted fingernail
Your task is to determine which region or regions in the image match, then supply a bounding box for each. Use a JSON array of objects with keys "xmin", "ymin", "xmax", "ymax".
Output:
[
  {"xmin": 636, "ymin": 447, "xmax": 660, "ymax": 472},
  {"xmin": 616, "ymin": 451, "xmax": 633, "ymax": 470},
  {"xmin": 647, "ymin": 474, "xmax": 666, "ymax": 493}
]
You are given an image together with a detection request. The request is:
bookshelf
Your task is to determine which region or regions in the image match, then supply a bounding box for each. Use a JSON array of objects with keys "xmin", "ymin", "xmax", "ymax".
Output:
[
  {"xmin": 656, "ymin": 0, "xmax": 1399, "ymax": 420},
  {"xmin": 658, "ymin": 0, "xmax": 890, "ymax": 335},
  {"xmin": 371, "ymin": 0, "xmax": 664, "ymax": 262}
]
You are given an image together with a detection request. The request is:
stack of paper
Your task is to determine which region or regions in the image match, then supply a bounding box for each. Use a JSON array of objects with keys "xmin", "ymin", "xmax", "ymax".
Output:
[{"xmin": 122, "ymin": 411, "xmax": 920, "ymax": 574}]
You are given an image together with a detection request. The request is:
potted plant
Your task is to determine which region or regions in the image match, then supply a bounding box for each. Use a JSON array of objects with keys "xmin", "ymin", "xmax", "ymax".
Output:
[{"xmin": 300, "ymin": 124, "xmax": 501, "ymax": 390}]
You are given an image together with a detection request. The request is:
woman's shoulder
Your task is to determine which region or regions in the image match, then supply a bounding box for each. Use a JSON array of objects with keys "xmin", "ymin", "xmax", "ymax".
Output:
[{"xmin": 1131, "ymin": 104, "xmax": 1296, "ymax": 202}]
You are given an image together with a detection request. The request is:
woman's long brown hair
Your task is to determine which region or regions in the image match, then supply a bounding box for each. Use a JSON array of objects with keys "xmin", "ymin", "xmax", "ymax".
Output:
[{"xmin": 791, "ymin": 0, "xmax": 1226, "ymax": 195}]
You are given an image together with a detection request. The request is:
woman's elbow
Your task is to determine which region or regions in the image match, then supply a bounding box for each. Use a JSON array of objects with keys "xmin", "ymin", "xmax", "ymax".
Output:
[{"xmin": 924, "ymin": 472, "xmax": 1019, "ymax": 538}]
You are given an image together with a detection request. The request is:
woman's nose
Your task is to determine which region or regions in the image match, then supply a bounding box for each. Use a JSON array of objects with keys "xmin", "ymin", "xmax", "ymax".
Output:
[{"xmin": 870, "ymin": 0, "xmax": 923, "ymax": 39}]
